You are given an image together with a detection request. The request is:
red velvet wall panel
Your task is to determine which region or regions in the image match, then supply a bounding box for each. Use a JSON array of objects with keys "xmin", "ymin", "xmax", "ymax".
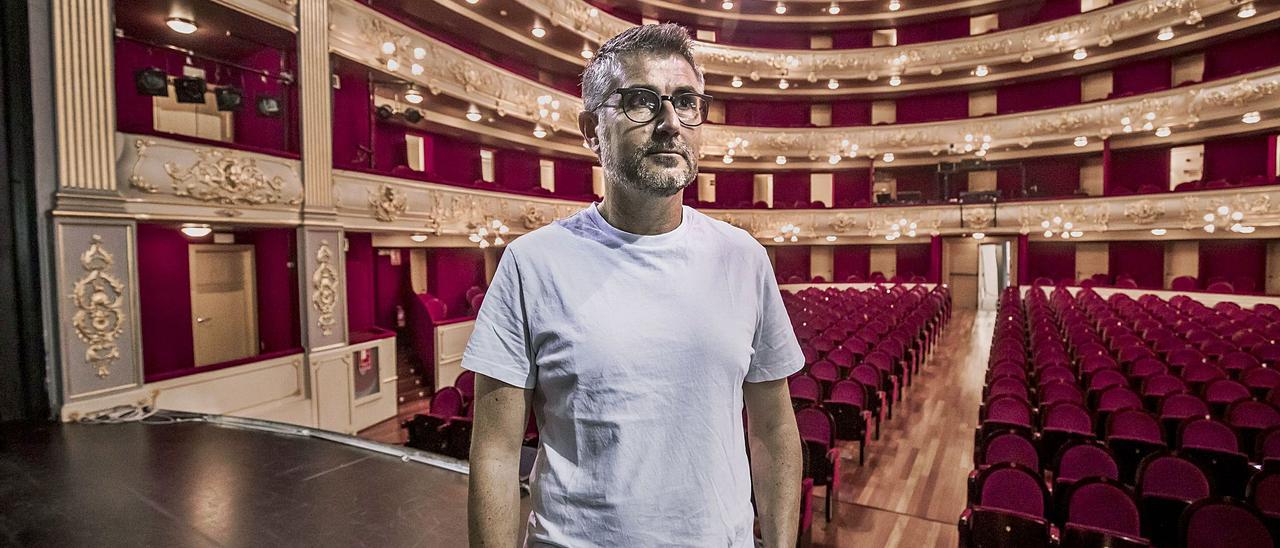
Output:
[
  {"xmin": 553, "ymin": 158, "xmax": 595, "ymax": 197},
  {"xmin": 426, "ymin": 248, "xmax": 487, "ymax": 317},
  {"xmin": 1108, "ymin": 241, "xmax": 1165, "ymax": 289},
  {"xmin": 683, "ymin": 182, "xmax": 699, "ymax": 203},
  {"xmin": 1203, "ymin": 134, "xmax": 1271, "ymax": 182},
  {"xmin": 711, "ymin": 170, "xmax": 754, "ymax": 207},
  {"xmin": 895, "ymin": 244, "xmax": 932, "ymax": 279},
  {"xmin": 772, "ymin": 171, "xmax": 811, "ymax": 207},
  {"xmin": 833, "ymin": 169, "xmax": 872, "ymax": 207},
  {"xmin": 1111, "ymin": 56, "xmax": 1172, "ymax": 96},
  {"xmin": 1025, "ymin": 242, "xmax": 1077, "ymax": 284},
  {"xmin": 430, "ymin": 132, "xmax": 482, "ymax": 185},
  {"xmin": 138, "ymin": 225, "xmax": 299, "ymax": 382},
  {"xmin": 1203, "ymin": 31, "xmax": 1280, "ymax": 80},
  {"xmin": 895, "ymin": 91, "xmax": 969, "ymax": 123},
  {"xmin": 773, "ymin": 246, "xmax": 811, "ymax": 282},
  {"xmin": 345, "ymin": 232, "xmax": 376, "ymax": 334},
  {"xmin": 494, "ymin": 148, "xmax": 540, "ymax": 191},
  {"xmin": 895, "ymin": 16, "xmax": 969, "ymax": 45},
  {"xmin": 1108, "ymin": 146, "xmax": 1170, "ymax": 194},
  {"xmin": 374, "ymin": 249, "xmax": 408, "ymax": 330},
  {"xmin": 832, "ymin": 245, "xmax": 871, "ymax": 281},
  {"xmin": 332, "ymin": 71, "xmax": 372, "ymax": 169},
  {"xmin": 998, "ymin": 157, "xmax": 1081, "ymax": 198},
  {"xmin": 721, "ymin": 30, "xmax": 811, "ymax": 49},
  {"xmin": 830, "ymin": 100, "xmax": 872, "ymax": 126},
  {"xmin": 137, "ymin": 223, "xmax": 195, "ymax": 379},
  {"xmin": 372, "ymin": 119, "xmax": 406, "ymax": 172},
  {"xmin": 888, "ymin": 166, "xmax": 940, "ymax": 202},
  {"xmin": 724, "ymin": 100, "xmax": 812, "ymax": 127},
  {"xmin": 235, "ymin": 48, "xmax": 298, "ymax": 153},
  {"xmin": 831, "ymin": 29, "xmax": 872, "ymax": 49},
  {"xmin": 1199, "ymin": 240, "xmax": 1267, "ymax": 293},
  {"xmin": 996, "ymin": 75, "xmax": 1081, "ymax": 114}
]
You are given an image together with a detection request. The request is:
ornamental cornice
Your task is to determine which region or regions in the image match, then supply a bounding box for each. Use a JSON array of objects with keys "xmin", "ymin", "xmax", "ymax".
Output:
[
  {"xmin": 332, "ymin": 168, "xmax": 1280, "ymax": 243},
  {"xmin": 510, "ymin": 0, "xmax": 1243, "ymax": 83},
  {"xmin": 326, "ymin": 1, "xmax": 1280, "ymax": 161}
]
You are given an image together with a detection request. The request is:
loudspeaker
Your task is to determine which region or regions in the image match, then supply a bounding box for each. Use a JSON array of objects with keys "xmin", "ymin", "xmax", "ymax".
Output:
[
  {"xmin": 214, "ymin": 87, "xmax": 243, "ymax": 111},
  {"xmin": 174, "ymin": 76, "xmax": 207, "ymax": 103},
  {"xmin": 134, "ymin": 67, "xmax": 169, "ymax": 96},
  {"xmin": 402, "ymin": 108, "xmax": 422, "ymax": 123},
  {"xmin": 375, "ymin": 104, "xmax": 395, "ymax": 120}
]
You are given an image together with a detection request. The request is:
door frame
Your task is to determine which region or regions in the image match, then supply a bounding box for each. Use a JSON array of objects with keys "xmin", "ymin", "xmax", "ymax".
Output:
[{"xmin": 188, "ymin": 244, "xmax": 259, "ymax": 367}]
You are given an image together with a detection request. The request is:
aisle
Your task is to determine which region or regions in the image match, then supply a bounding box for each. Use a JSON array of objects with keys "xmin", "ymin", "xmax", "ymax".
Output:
[{"xmin": 812, "ymin": 310, "xmax": 994, "ymax": 547}]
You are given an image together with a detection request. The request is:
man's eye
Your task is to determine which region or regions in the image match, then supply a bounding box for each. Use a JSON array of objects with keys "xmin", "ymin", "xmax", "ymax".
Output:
[
  {"xmin": 626, "ymin": 93, "xmax": 657, "ymax": 110},
  {"xmin": 673, "ymin": 96, "xmax": 697, "ymax": 109}
]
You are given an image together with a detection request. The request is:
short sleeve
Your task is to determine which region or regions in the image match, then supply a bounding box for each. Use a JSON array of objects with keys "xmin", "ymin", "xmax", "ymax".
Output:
[
  {"xmin": 745, "ymin": 248, "xmax": 805, "ymax": 383},
  {"xmin": 461, "ymin": 248, "xmax": 537, "ymax": 389}
]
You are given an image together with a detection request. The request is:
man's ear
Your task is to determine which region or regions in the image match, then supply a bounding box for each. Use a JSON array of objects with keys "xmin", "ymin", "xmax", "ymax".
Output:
[{"xmin": 578, "ymin": 111, "xmax": 600, "ymax": 154}]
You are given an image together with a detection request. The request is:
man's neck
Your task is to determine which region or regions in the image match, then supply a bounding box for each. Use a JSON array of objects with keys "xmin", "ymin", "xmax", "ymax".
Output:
[{"xmin": 597, "ymin": 184, "xmax": 685, "ymax": 235}]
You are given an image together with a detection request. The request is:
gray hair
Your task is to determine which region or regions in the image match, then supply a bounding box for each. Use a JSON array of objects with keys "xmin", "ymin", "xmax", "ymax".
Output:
[{"xmin": 580, "ymin": 23, "xmax": 704, "ymax": 113}]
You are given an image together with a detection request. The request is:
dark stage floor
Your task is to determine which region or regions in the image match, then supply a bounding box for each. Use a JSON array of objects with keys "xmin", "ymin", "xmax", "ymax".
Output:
[{"xmin": 0, "ymin": 414, "xmax": 508, "ymax": 547}]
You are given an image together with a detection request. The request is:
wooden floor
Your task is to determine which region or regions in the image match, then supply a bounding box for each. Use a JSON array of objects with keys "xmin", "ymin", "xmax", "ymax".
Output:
[
  {"xmin": 810, "ymin": 309, "xmax": 991, "ymax": 547},
  {"xmin": 357, "ymin": 309, "xmax": 993, "ymax": 547}
]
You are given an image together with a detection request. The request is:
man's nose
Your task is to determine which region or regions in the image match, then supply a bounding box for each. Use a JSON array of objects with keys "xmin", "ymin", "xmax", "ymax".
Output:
[{"xmin": 652, "ymin": 98, "xmax": 681, "ymax": 139}]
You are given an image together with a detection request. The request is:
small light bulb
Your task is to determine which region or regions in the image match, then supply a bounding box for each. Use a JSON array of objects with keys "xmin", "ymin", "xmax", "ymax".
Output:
[
  {"xmin": 1157, "ymin": 26, "xmax": 1174, "ymax": 41},
  {"xmin": 1151, "ymin": 228, "xmax": 1167, "ymax": 236},
  {"xmin": 180, "ymin": 224, "xmax": 212, "ymax": 238},
  {"xmin": 581, "ymin": 47, "xmax": 593, "ymax": 59},
  {"xmin": 531, "ymin": 25, "xmax": 546, "ymax": 38},
  {"xmin": 778, "ymin": 78, "xmax": 789, "ymax": 90},
  {"xmin": 775, "ymin": 2, "xmax": 787, "ymax": 14},
  {"xmin": 974, "ymin": 65, "xmax": 989, "ymax": 77},
  {"xmin": 1074, "ymin": 136, "xmax": 1088, "ymax": 147},
  {"xmin": 533, "ymin": 124, "xmax": 547, "ymax": 138},
  {"xmin": 381, "ymin": 41, "xmax": 396, "ymax": 55},
  {"xmin": 882, "ymin": 152, "xmax": 895, "ymax": 163},
  {"xmin": 889, "ymin": 75, "xmax": 901, "ymax": 87},
  {"xmin": 404, "ymin": 87, "xmax": 423, "ymax": 104},
  {"xmin": 888, "ymin": 0, "xmax": 901, "ymax": 11},
  {"xmin": 1217, "ymin": 205, "xmax": 1230, "ymax": 216},
  {"xmin": 827, "ymin": 79, "xmax": 839, "ymax": 90},
  {"xmin": 731, "ymin": 75, "xmax": 743, "ymax": 88},
  {"xmin": 1238, "ymin": 2, "xmax": 1256, "ymax": 18},
  {"xmin": 776, "ymin": 155, "xmax": 787, "ymax": 165},
  {"xmin": 1155, "ymin": 126, "xmax": 1171, "ymax": 137},
  {"xmin": 972, "ymin": 232, "xmax": 985, "ymax": 240},
  {"xmin": 413, "ymin": 47, "xmax": 426, "ymax": 60},
  {"xmin": 722, "ymin": 0, "xmax": 734, "ymax": 8},
  {"xmin": 410, "ymin": 234, "xmax": 429, "ymax": 243},
  {"xmin": 723, "ymin": 155, "xmax": 734, "ymax": 164},
  {"xmin": 1073, "ymin": 47, "xmax": 1087, "ymax": 61},
  {"xmin": 828, "ymin": 2, "xmax": 840, "ymax": 14},
  {"xmin": 386, "ymin": 58, "xmax": 399, "ymax": 71},
  {"xmin": 1243, "ymin": 111, "xmax": 1261, "ymax": 124},
  {"xmin": 466, "ymin": 104, "xmax": 482, "ymax": 122}
]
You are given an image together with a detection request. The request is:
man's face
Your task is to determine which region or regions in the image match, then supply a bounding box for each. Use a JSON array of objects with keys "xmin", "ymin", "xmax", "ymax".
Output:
[{"xmin": 584, "ymin": 54, "xmax": 703, "ymax": 197}]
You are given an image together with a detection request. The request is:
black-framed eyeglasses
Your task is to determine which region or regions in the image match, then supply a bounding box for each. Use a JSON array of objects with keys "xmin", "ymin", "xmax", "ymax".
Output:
[{"xmin": 590, "ymin": 87, "xmax": 714, "ymax": 127}]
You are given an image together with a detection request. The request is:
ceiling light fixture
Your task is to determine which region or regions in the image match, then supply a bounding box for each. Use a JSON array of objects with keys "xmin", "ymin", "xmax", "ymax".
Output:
[
  {"xmin": 531, "ymin": 24, "xmax": 546, "ymax": 38},
  {"xmin": 410, "ymin": 233, "xmax": 429, "ymax": 243},
  {"xmin": 973, "ymin": 64, "xmax": 989, "ymax": 77},
  {"xmin": 731, "ymin": 75, "xmax": 743, "ymax": 88},
  {"xmin": 1243, "ymin": 111, "xmax": 1261, "ymax": 124},
  {"xmin": 882, "ymin": 152, "xmax": 895, "ymax": 163},
  {"xmin": 1074, "ymin": 136, "xmax": 1088, "ymax": 147},
  {"xmin": 386, "ymin": 58, "xmax": 399, "ymax": 72},
  {"xmin": 972, "ymin": 232, "xmax": 985, "ymax": 240},
  {"xmin": 1072, "ymin": 47, "xmax": 1088, "ymax": 61},
  {"xmin": 775, "ymin": 2, "xmax": 787, "ymax": 14},
  {"xmin": 404, "ymin": 86, "xmax": 424, "ymax": 104},
  {"xmin": 166, "ymin": 17, "xmax": 198, "ymax": 34},
  {"xmin": 778, "ymin": 78, "xmax": 789, "ymax": 90},
  {"xmin": 381, "ymin": 41, "xmax": 397, "ymax": 55},
  {"xmin": 532, "ymin": 124, "xmax": 547, "ymax": 138},
  {"xmin": 828, "ymin": 154, "xmax": 841, "ymax": 165},
  {"xmin": 411, "ymin": 63, "xmax": 423, "ymax": 76},
  {"xmin": 1238, "ymin": 2, "xmax": 1256, "ymax": 18},
  {"xmin": 1157, "ymin": 26, "xmax": 1174, "ymax": 41},
  {"xmin": 828, "ymin": 2, "xmax": 840, "ymax": 14},
  {"xmin": 775, "ymin": 155, "xmax": 787, "ymax": 165},
  {"xmin": 888, "ymin": 75, "xmax": 901, "ymax": 87},
  {"xmin": 1155, "ymin": 126, "xmax": 1171, "ymax": 137},
  {"xmin": 827, "ymin": 78, "xmax": 839, "ymax": 90},
  {"xmin": 180, "ymin": 223, "xmax": 212, "ymax": 238},
  {"xmin": 826, "ymin": 235, "xmax": 838, "ymax": 242},
  {"xmin": 413, "ymin": 47, "xmax": 426, "ymax": 60},
  {"xmin": 722, "ymin": 155, "xmax": 734, "ymax": 164},
  {"xmin": 722, "ymin": 0, "xmax": 734, "ymax": 9},
  {"xmin": 581, "ymin": 46, "xmax": 594, "ymax": 59},
  {"xmin": 888, "ymin": 0, "xmax": 901, "ymax": 11},
  {"xmin": 466, "ymin": 104, "xmax": 482, "ymax": 122},
  {"xmin": 1151, "ymin": 228, "xmax": 1167, "ymax": 236}
]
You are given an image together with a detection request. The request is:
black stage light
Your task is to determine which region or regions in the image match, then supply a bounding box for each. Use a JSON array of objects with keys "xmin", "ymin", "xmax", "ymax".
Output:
[
  {"xmin": 135, "ymin": 67, "xmax": 169, "ymax": 96},
  {"xmin": 375, "ymin": 104, "xmax": 395, "ymax": 120},
  {"xmin": 402, "ymin": 108, "xmax": 422, "ymax": 123},
  {"xmin": 256, "ymin": 95, "xmax": 282, "ymax": 117},
  {"xmin": 214, "ymin": 87, "xmax": 243, "ymax": 111},
  {"xmin": 174, "ymin": 76, "xmax": 207, "ymax": 103}
]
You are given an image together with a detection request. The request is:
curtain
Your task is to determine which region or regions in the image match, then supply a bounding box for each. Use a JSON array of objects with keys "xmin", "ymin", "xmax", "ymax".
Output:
[
  {"xmin": 494, "ymin": 148, "xmax": 541, "ymax": 191},
  {"xmin": 1107, "ymin": 146, "xmax": 1170, "ymax": 194},
  {"xmin": 332, "ymin": 70, "xmax": 372, "ymax": 169},
  {"xmin": 553, "ymin": 158, "xmax": 596, "ymax": 198}
]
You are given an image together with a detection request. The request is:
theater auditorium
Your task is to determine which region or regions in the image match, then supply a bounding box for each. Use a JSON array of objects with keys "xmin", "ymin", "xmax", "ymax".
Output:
[{"xmin": 2, "ymin": 0, "xmax": 1280, "ymax": 545}]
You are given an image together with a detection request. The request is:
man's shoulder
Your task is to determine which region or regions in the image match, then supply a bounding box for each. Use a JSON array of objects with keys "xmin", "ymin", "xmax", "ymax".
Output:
[
  {"xmin": 688, "ymin": 207, "xmax": 765, "ymax": 254},
  {"xmin": 502, "ymin": 205, "xmax": 592, "ymax": 255}
]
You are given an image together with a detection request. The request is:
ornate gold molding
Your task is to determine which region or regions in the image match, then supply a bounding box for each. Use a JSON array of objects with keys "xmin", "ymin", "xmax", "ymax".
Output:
[
  {"xmin": 311, "ymin": 240, "xmax": 339, "ymax": 337},
  {"xmin": 369, "ymin": 184, "xmax": 408, "ymax": 222},
  {"xmin": 162, "ymin": 148, "xmax": 302, "ymax": 206},
  {"xmin": 69, "ymin": 235, "xmax": 126, "ymax": 379},
  {"xmin": 1123, "ymin": 200, "xmax": 1165, "ymax": 224}
]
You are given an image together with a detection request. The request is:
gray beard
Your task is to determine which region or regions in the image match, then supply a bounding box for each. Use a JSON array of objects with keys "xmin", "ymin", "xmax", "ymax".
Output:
[{"xmin": 601, "ymin": 141, "xmax": 698, "ymax": 197}]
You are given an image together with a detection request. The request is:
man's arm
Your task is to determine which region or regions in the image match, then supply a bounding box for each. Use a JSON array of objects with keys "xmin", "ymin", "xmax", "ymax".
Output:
[
  {"xmin": 468, "ymin": 372, "xmax": 533, "ymax": 547},
  {"xmin": 744, "ymin": 378, "xmax": 803, "ymax": 547}
]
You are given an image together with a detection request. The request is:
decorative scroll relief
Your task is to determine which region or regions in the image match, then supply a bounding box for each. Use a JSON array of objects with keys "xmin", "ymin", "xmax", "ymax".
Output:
[
  {"xmin": 123, "ymin": 136, "xmax": 304, "ymax": 208},
  {"xmin": 1180, "ymin": 194, "xmax": 1275, "ymax": 229},
  {"xmin": 331, "ymin": 0, "xmax": 581, "ymax": 135},
  {"xmin": 511, "ymin": 0, "xmax": 1231, "ymax": 80},
  {"xmin": 69, "ymin": 235, "xmax": 126, "ymax": 379},
  {"xmin": 962, "ymin": 207, "xmax": 996, "ymax": 230},
  {"xmin": 1123, "ymin": 200, "xmax": 1165, "ymax": 225},
  {"xmin": 369, "ymin": 184, "xmax": 408, "ymax": 222},
  {"xmin": 312, "ymin": 241, "xmax": 339, "ymax": 337}
]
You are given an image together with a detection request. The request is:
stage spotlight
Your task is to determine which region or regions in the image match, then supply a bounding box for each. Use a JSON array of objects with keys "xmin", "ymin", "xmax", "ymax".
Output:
[
  {"xmin": 134, "ymin": 67, "xmax": 169, "ymax": 96},
  {"xmin": 402, "ymin": 108, "xmax": 423, "ymax": 123},
  {"xmin": 174, "ymin": 76, "xmax": 207, "ymax": 103},
  {"xmin": 256, "ymin": 95, "xmax": 282, "ymax": 117},
  {"xmin": 376, "ymin": 104, "xmax": 395, "ymax": 120},
  {"xmin": 214, "ymin": 87, "xmax": 243, "ymax": 111}
]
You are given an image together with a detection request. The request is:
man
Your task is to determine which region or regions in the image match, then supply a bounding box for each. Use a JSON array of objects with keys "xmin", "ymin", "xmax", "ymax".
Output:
[{"xmin": 465, "ymin": 23, "xmax": 804, "ymax": 547}]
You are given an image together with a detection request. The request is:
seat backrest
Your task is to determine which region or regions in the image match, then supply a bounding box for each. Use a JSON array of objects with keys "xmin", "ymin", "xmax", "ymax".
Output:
[
  {"xmin": 810, "ymin": 360, "xmax": 839, "ymax": 382},
  {"xmin": 983, "ymin": 432, "xmax": 1040, "ymax": 471},
  {"xmin": 976, "ymin": 463, "xmax": 1048, "ymax": 518},
  {"xmin": 1248, "ymin": 471, "xmax": 1280, "ymax": 519},
  {"xmin": 1257, "ymin": 425, "xmax": 1280, "ymax": 463},
  {"xmin": 1160, "ymin": 393, "xmax": 1209, "ymax": 421},
  {"xmin": 430, "ymin": 387, "xmax": 464, "ymax": 419},
  {"xmin": 1181, "ymin": 498, "xmax": 1274, "ymax": 548},
  {"xmin": 795, "ymin": 405, "xmax": 835, "ymax": 447},
  {"xmin": 1228, "ymin": 400, "xmax": 1280, "ymax": 431},
  {"xmin": 827, "ymin": 380, "xmax": 866, "ymax": 407},
  {"xmin": 789, "ymin": 375, "xmax": 821, "ymax": 402},
  {"xmin": 987, "ymin": 377, "xmax": 1029, "ymax": 401},
  {"xmin": 1136, "ymin": 451, "xmax": 1211, "ymax": 501},
  {"xmin": 1043, "ymin": 402, "xmax": 1093, "ymax": 434},
  {"xmin": 1097, "ymin": 386, "xmax": 1143, "ymax": 413},
  {"xmin": 1066, "ymin": 479, "xmax": 1143, "ymax": 537},
  {"xmin": 454, "ymin": 370, "xmax": 476, "ymax": 400},
  {"xmin": 1107, "ymin": 408, "xmax": 1163, "ymax": 443},
  {"xmin": 1055, "ymin": 441, "xmax": 1120, "ymax": 483},
  {"xmin": 1205, "ymin": 379, "xmax": 1252, "ymax": 406},
  {"xmin": 1143, "ymin": 374, "xmax": 1188, "ymax": 399},
  {"xmin": 1179, "ymin": 418, "xmax": 1239, "ymax": 453},
  {"xmin": 1039, "ymin": 381, "xmax": 1084, "ymax": 407},
  {"xmin": 985, "ymin": 395, "xmax": 1033, "ymax": 428},
  {"xmin": 1242, "ymin": 367, "xmax": 1280, "ymax": 393}
]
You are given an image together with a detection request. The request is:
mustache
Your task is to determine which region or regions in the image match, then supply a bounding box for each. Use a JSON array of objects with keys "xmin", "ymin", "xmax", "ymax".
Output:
[{"xmin": 643, "ymin": 140, "xmax": 692, "ymax": 158}]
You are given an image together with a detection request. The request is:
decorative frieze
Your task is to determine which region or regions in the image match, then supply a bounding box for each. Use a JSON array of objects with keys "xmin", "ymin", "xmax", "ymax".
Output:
[
  {"xmin": 311, "ymin": 240, "xmax": 340, "ymax": 337},
  {"xmin": 69, "ymin": 235, "xmax": 127, "ymax": 379}
]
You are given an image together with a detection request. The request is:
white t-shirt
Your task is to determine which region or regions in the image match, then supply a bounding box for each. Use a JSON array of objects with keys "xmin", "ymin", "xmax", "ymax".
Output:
[{"xmin": 461, "ymin": 201, "xmax": 804, "ymax": 547}]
